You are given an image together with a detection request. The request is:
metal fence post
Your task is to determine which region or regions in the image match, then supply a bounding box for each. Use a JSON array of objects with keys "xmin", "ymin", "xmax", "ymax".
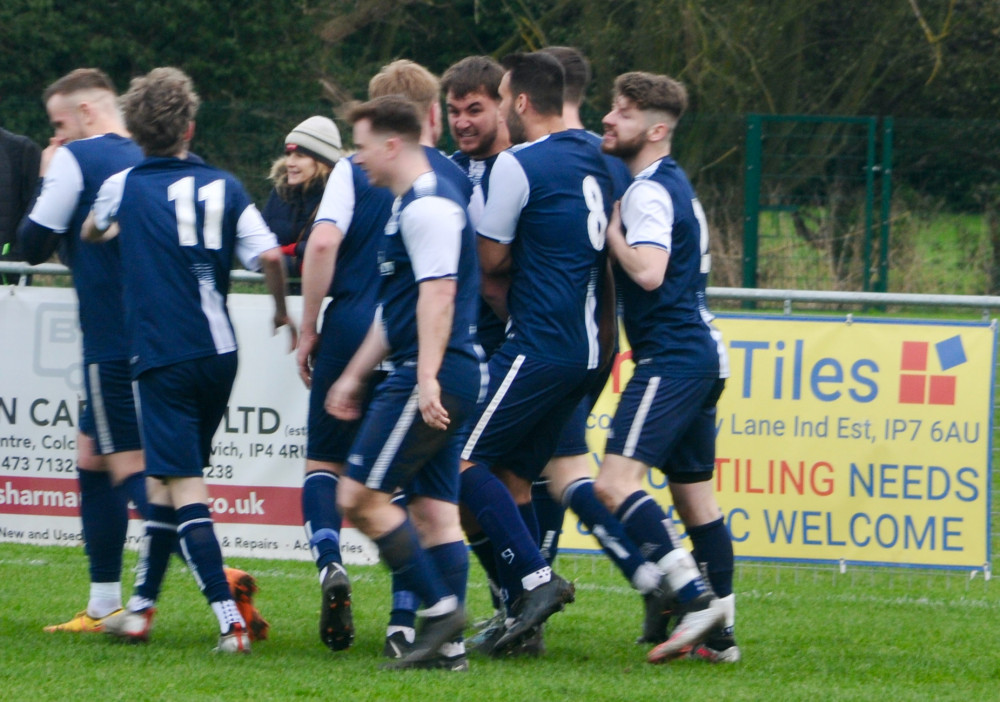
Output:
[
  {"xmin": 743, "ymin": 114, "xmax": 763, "ymax": 306},
  {"xmin": 878, "ymin": 117, "xmax": 894, "ymax": 294}
]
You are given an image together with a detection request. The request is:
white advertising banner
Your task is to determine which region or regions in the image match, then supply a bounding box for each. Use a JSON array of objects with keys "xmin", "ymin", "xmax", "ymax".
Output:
[{"xmin": 0, "ymin": 285, "xmax": 378, "ymax": 564}]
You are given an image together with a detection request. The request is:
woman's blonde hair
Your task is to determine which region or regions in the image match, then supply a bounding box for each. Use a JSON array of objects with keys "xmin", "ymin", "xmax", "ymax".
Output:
[{"xmin": 268, "ymin": 154, "xmax": 331, "ymax": 199}]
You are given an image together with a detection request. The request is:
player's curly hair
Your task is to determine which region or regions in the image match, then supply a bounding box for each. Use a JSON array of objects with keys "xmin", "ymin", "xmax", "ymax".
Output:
[
  {"xmin": 122, "ymin": 67, "xmax": 201, "ymax": 157},
  {"xmin": 613, "ymin": 72, "xmax": 688, "ymax": 121}
]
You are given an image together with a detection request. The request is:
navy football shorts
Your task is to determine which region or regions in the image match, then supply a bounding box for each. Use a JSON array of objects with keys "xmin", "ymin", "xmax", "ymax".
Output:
[
  {"xmin": 551, "ymin": 358, "xmax": 613, "ymax": 459},
  {"xmin": 605, "ymin": 366, "xmax": 725, "ymax": 484},
  {"xmin": 461, "ymin": 345, "xmax": 600, "ymax": 481},
  {"xmin": 80, "ymin": 359, "xmax": 142, "ymax": 455},
  {"xmin": 346, "ymin": 359, "xmax": 479, "ymax": 502},
  {"xmin": 307, "ymin": 350, "xmax": 386, "ymax": 464},
  {"xmin": 135, "ymin": 352, "xmax": 237, "ymax": 478}
]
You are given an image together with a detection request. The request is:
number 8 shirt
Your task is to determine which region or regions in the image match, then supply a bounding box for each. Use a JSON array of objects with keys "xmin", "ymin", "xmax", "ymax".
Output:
[{"xmin": 477, "ymin": 131, "xmax": 613, "ymax": 369}]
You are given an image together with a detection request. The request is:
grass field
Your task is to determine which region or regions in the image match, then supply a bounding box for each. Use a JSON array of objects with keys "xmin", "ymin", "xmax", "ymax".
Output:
[{"xmin": 1, "ymin": 544, "xmax": 997, "ymax": 701}]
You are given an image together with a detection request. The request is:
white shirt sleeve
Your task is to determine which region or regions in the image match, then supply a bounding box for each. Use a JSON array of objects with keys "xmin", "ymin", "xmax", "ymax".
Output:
[
  {"xmin": 621, "ymin": 179, "xmax": 674, "ymax": 252},
  {"xmin": 467, "ymin": 182, "xmax": 486, "ymax": 231},
  {"xmin": 476, "ymin": 150, "xmax": 528, "ymax": 245},
  {"xmin": 400, "ymin": 196, "xmax": 465, "ymax": 282},
  {"xmin": 92, "ymin": 168, "xmax": 132, "ymax": 231},
  {"xmin": 27, "ymin": 147, "xmax": 84, "ymax": 233},
  {"xmin": 235, "ymin": 204, "xmax": 280, "ymax": 271},
  {"xmin": 314, "ymin": 158, "xmax": 356, "ymax": 233}
]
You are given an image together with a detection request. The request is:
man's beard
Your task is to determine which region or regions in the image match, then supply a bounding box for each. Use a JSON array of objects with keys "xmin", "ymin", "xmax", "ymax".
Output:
[
  {"xmin": 506, "ymin": 109, "xmax": 527, "ymax": 145},
  {"xmin": 603, "ymin": 131, "xmax": 645, "ymax": 160},
  {"xmin": 461, "ymin": 126, "xmax": 498, "ymax": 159}
]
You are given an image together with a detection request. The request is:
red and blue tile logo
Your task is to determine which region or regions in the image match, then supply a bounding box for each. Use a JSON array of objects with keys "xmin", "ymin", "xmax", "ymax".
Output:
[{"xmin": 898, "ymin": 336, "xmax": 966, "ymax": 405}]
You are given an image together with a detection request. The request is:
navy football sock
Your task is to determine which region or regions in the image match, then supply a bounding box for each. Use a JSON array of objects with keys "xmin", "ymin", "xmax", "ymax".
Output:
[
  {"xmin": 116, "ymin": 472, "xmax": 149, "ymax": 520},
  {"xmin": 388, "ymin": 491, "xmax": 418, "ymax": 628},
  {"xmin": 564, "ymin": 478, "xmax": 649, "ymax": 584},
  {"xmin": 617, "ymin": 491, "xmax": 709, "ymax": 602},
  {"xmin": 302, "ymin": 471, "xmax": 342, "ymax": 572},
  {"xmin": 427, "ymin": 541, "xmax": 469, "ymax": 607},
  {"xmin": 460, "ymin": 464, "xmax": 548, "ymax": 607},
  {"xmin": 688, "ymin": 517, "xmax": 735, "ymax": 598},
  {"xmin": 616, "ymin": 490, "xmax": 680, "ymax": 564},
  {"xmin": 375, "ymin": 520, "xmax": 451, "ymax": 609},
  {"xmin": 79, "ymin": 468, "xmax": 127, "ymax": 584},
  {"xmin": 532, "ymin": 479, "xmax": 565, "ymax": 565},
  {"xmin": 176, "ymin": 503, "xmax": 231, "ymax": 604},
  {"xmin": 518, "ymin": 500, "xmax": 540, "ymax": 547},
  {"xmin": 388, "ymin": 588, "xmax": 420, "ymax": 630},
  {"xmin": 468, "ymin": 531, "xmax": 502, "ymax": 610},
  {"xmin": 134, "ymin": 504, "xmax": 177, "ymax": 604}
]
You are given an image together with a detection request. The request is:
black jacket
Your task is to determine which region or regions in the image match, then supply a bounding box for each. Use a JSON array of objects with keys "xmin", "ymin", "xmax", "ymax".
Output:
[{"xmin": 0, "ymin": 128, "xmax": 42, "ymax": 266}]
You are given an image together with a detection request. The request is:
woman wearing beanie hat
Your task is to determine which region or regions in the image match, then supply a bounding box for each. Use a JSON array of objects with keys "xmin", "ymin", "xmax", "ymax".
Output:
[{"xmin": 261, "ymin": 116, "xmax": 343, "ymax": 292}]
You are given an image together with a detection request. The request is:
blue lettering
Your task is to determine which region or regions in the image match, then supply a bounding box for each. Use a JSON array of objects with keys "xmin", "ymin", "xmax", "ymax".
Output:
[
  {"xmin": 727, "ymin": 508, "xmax": 749, "ymax": 542},
  {"xmin": 731, "ymin": 340, "xmax": 769, "ymax": 398},
  {"xmin": 902, "ymin": 464, "xmax": 922, "ymax": 499},
  {"xmin": 878, "ymin": 463, "xmax": 899, "ymax": 499},
  {"xmin": 826, "ymin": 512, "xmax": 846, "ymax": 546},
  {"xmin": 801, "ymin": 511, "xmax": 822, "ymax": 545},
  {"xmin": 773, "ymin": 340, "xmax": 785, "ymax": 399},
  {"xmin": 646, "ymin": 468, "xmax": 668, "ymax": 490},
  {"xmin": 955, "ymin": 467, "xmax": 979, "ymax": 502},
  {"xmin": 903, "ymin": 516, "xmax": 934, "ymax": 549},
  {"xmin": 810, "ymin": 358, "xmax": 843, "ymax": 401},
  {"xmin": 792, "ymin": 340, "xmax": 804, "ymax": 400},
  {"xmin": 849, "ymin": 463, "xmax": 874, "ymax": 497},
  {"xmin": 850, "ymin": 512, "xmax": 871, "ymax": 547},
  {"xmin": 942, "ymin": 517, "xmax": 962, "ymax": 551},
  {"xmin": 927, "ymin": 465, "xmax": 950, "ymax": 500},
  {"xmin": 763, "ymin": 510, "xmax": 796, "ymax": 544},
  {"xmin": 875, "ymin": 514, "xmax": 898, "ymax": 548},
  {"xmin": 849, "ymin": 359, "xmax": 878, "ymax": 402}
]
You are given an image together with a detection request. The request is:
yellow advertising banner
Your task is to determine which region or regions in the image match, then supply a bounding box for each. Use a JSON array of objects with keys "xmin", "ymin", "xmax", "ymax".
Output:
[{"xmin": 566, "ymin": 315, "xmax": 996, "ymax": 569}]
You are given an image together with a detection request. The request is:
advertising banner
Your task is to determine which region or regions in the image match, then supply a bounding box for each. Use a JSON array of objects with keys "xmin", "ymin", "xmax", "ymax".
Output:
[
  {"xmin": 2, "ymin": 287, "xmax": 994, "ymax": 569},
  {"xmin": 563, "ymin": 314, "xmax": 996, "ymax": 569},
  {"xmin": 0, "ymin": 286, "xmax": 378, "ymax": 564}
]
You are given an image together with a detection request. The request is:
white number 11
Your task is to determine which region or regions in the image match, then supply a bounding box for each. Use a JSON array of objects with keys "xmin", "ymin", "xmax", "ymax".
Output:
[{"xmin": 167, "ymin": 177, "xmax": 225, "ymax": 249}]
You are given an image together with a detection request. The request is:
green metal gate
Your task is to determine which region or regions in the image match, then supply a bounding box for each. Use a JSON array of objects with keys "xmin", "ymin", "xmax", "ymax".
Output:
[{"xmin": 743, "ymin": 114, "xmax": 893, "ymax": 293}]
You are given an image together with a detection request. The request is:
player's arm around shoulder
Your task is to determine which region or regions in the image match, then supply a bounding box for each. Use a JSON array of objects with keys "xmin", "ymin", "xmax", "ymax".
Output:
[
  {"xmin": 607, "ymin": 181, "xmax": 672, "ymax": 292},
  {"xmin": 83, "ymin": 168, "xmax": 132, "ymax": 243}
]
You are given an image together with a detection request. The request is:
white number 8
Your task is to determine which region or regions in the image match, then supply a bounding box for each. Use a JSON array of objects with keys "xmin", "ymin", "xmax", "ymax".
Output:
[{"xmin": 582, "ymin": 175, "xmax": 607, "ymax": 250}]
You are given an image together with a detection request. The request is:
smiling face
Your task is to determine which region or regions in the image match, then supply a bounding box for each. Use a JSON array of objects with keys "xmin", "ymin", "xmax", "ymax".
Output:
[
  {"xmin": 284, "ymin": 149, "xmax": 319, "ymax": 186},
  {"xmin": 446, "ymin": 89, "xmax": 502, "ymax": 159},
  {"xmin": 601, "ymin": 94, "xmax": 650, "ymax": 160}
]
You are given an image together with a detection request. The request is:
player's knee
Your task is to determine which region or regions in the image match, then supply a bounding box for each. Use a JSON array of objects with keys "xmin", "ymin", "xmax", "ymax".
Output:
[
  {"xmin": 335, "ymin": 480, "xmax": 365, "ymax": 521},
  {"xmin": 592, "ymin": 477, "xmax": 621, "ymax": 512}
]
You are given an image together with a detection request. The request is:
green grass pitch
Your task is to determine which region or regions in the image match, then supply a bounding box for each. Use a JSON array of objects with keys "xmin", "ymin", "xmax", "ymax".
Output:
[{"xmin": 1, "ymin": 544, "xmax": 997, "ymax": 701}]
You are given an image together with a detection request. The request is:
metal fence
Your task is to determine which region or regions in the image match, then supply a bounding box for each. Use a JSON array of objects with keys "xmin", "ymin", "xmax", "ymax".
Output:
[{"xmin": 740, "ymin": 115, "xmax": 1000, "ymax": 297}]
